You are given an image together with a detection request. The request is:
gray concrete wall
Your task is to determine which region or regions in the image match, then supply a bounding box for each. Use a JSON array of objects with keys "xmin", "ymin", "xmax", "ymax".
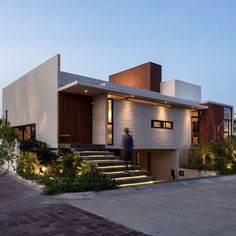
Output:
[
  {"xmin": 161, "ymin": 79, "xmax": 201, "ymax": 102},
  {"xmin": 2, "ymin": 55, "xmax": 60, "ymax": 148},
  {"xmin": 177, "ymin": 168, "xmax": 217, "ymax": 180},
  {"xmin": 151, "ymin": 150, "xmax": 178, "ymax": 180},
  {"xmin": 109, "ymin": 99, "xmax": 191, "ymax": 149},
  {"xmin": 92, "ymin": 94, "xmax": 107, "ymax": 145}
]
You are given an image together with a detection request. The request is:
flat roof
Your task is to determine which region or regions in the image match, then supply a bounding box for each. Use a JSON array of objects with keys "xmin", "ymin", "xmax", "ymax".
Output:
[
  {"xmin": 58, "ymin": 72, "xmax": 208, "ymax": 110},
  {"xmin": 201, "ymin": 100, "xmax": 233, "ymax": 108}
]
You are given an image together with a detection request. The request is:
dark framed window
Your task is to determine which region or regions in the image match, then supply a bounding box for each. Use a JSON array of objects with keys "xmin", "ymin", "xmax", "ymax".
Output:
[
  {"xmin": 5, "ymin": 110, "xmax": 8, "ymax": 123},
  {"xmin": 151, "ymin": 120, "xmax": 173, "ymax": 129},
  {"xmin": 191, "ymin": 110, "xmax": 199, "ymax": 145},
  {"xmin": 13, "ymin": 124, "xmax": 36, "ymax": 141},
  {"xmin": 224, "ymin": 107, "xmax": 232, "ymax": 139},
  {"xmin": 107, "ymin": 99, "xmax": 113, "ymax": 145}
]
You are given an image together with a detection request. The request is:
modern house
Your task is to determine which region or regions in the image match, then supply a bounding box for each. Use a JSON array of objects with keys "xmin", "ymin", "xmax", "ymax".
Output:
[{"xmin": 2, "ymin": 55, "xmax": 233, "ymax": 182}]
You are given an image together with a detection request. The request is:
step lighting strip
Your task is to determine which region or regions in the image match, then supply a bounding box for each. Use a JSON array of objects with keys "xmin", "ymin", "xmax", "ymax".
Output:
[
  {"xmin": 115, "ymin": 175, "xmax": 148, "ymax": 180},
  {"xmin": 119, "ymin": 181, "xmax": 155, "ymax": 188}
]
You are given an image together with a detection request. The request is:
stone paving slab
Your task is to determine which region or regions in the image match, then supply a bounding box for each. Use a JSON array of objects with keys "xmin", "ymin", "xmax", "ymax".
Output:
[
  {"xmin": 0, "ymin": 203, "xmax": 146, "ymax": 236},
  {"xmin": 0, "ymin": 172, "xmax": 149, "ymax": 236}
]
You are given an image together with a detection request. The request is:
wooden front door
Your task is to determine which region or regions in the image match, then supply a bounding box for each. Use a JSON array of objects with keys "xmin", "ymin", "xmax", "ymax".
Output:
[{"xmin": 59, "ymin": 92, "xmax": 92, "ymax": 144}]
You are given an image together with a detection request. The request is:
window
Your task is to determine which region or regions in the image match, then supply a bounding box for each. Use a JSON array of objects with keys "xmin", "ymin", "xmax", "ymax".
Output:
[
  {"xmin": 191, "ymin": 110, "xmax": 199, "ymax": 145},
  {"xmin": 13, "ymin": 124, "xmax": 36, "ymax": 141},
  {"xmin": 224, "ymin": 107, "xmax": 232, "ymax": 138},
  {"xmin": 151, "ymin": 120, "xmax": 173, "ymax": 129},
  {"xmin": 5, "ymin": 110, "xmax": 8, "ymax": 123},
  {"xmin": 107, "ymin": 99, "xmax": 113, "ymax": 145}
]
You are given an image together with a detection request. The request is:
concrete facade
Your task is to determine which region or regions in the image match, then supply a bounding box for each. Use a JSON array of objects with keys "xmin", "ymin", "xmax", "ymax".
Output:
[
  {"xmin": 2, "ymin": 55, "xmax": 60, "ymax": 148},
  {"xmin": 110, "ymin": 99, "xmax": 191, "ymax": 149},
  {"xmin": 2, "ymin": 55, "xmax": 233, "ymax": 181},
  {"xmin": 160, "ymin": 79, "xmax": 201, "ymax": 102},
  {"xmin": 92, "ymin": 94, "xmax": 107, "ymax": 145}
]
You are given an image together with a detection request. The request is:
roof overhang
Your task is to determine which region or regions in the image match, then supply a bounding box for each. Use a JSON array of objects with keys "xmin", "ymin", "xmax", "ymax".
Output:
[{"xmin": 58, "ymin": 80, "xmax": 208, "ymax": 110}]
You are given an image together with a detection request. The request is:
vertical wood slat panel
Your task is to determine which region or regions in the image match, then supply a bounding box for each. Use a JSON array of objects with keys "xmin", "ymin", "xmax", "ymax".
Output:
[{"xmin": 59, "ymin": 92, "xmax": 92, "ymax": 144}]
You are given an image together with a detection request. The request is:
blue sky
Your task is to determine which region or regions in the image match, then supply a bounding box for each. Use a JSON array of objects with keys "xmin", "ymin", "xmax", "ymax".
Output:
[{"xmin": 1, "ymin": 0, "xmax": 236, "ymax": 115}]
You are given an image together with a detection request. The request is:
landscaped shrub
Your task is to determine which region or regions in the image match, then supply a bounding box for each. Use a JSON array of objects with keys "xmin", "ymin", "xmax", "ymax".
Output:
[
  {"xmin": 19, "ymin": 139, "xmax": 48, "ymax": 151},
  {"xmin": 58, "ymin": 152, "xmax": 84, "ymax": 178},
  {"xmin": 17, "ymin": 151, "xmax": 118, "ymax": 195},
  {"xmin": 184, "ymin": 138, "xmax": 236, "ymax": 175},
  {"xmin": 42, "ymin": 170, "xmax": 118, "ymax": 195},
  {"xmin": 0, "ymin": 122, "xmax": 18, "ymax": 173},
  {"xmin": 19, "ymin": 139, "xmax": 57, "ymax": 164},
  {"xmin": 77, "ymin": 170, "xmax": 118, "ymax": 192},
  {"xmin": 17, "ymin": 152, "xmax": 41, "ymax": 179}
]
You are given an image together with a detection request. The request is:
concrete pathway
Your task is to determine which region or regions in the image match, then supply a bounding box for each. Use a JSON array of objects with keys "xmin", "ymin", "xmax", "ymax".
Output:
[
  {"xmin": 55, "ymin": 176, "xmax": 236, "ymax": 236},
  {"xmin": 0, "ymin": 172, "xmax": 148, "ymax": 235}
]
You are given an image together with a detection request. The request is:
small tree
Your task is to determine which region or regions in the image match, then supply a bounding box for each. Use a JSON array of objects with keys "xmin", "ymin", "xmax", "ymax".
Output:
[{"xmin": 0, "ymin": 123, "xmax": 18, "ymax": 174}]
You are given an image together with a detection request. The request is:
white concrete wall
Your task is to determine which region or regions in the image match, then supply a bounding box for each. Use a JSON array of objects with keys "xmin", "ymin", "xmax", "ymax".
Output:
[
  {"xmin": 109, "ymin": 99, "xmax": 191, "ymax": 149},
  {"xmin": 177, "ymin": 168, "xmax": 217, "ymax": 180},
  {"xmin": 160, "ymin": 80, "xmax": 176, "ymax": 98},
  {"xmin": 92, "ymin": 94, "xmax": 107, "ymax": 144},
  {"xmin": 2, "ymin": 55, "xmax": 60, "ymax": 148},
  {"xmin": 160, "ymin": 79, "xmax": 201, "ymax": 102}
]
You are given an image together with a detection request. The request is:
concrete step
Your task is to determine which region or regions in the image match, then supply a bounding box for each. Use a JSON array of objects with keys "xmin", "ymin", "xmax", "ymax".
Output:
[
  {"xmin": 116, "ymin": 176, "xmax": 156, "ymax": 185},
  {"xmin": 73, "ymin": 148, "xmax": 156, "ymax": 188},
  {"xmin": 71, "ymin": 144, "xmax": 106, "ymax": 151},
  {"xmin": 119, "ymin": 180, "xmax": 156, "ymax": 188},
  {"xmin": 82, "ymin": 155, "xmax": 119, "ymax": 161},
  {"xmin": 103, "ymin": 170, "xmax": 149, "ymax": 178},
  {"xmin": 98, "ymin": 165, "xmax": 140, "ymax": 172},
  {"xmin": 88, "ymin": 160, "xmax": 129, "ymax": 167},
  {"xmin": 76, "ymin": 151, "xmax": 115, "ymax": 156}
]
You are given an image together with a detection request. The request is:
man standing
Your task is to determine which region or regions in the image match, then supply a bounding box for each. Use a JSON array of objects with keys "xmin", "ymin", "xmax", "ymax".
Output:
[{"xmin": 121, "ymin": 128, "xmax": 134, "ymax": 172}]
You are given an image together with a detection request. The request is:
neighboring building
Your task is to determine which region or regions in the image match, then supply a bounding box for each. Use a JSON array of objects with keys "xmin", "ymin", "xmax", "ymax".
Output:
[
  {"xmin": 2, "ymin": 55, "xmax": 233, "ymax": 180},
  {"xmin": 234, "ymin": 113, "xmax": 236, "ymax": 136}
]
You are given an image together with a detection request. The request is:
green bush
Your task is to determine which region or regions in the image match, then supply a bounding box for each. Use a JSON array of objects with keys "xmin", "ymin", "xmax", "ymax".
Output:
[
  {"xmin": 17, "ymin": 151, "xmax": 118, "ymax": 195},
  {"xmin": 17, "ymin": 152, "xmax": 41, "ymax": 179},
  {"xmin": 184, "ymin": 138, "xmax": 236, "ymax": 175},
  {"xmin": 43, "ymin": 170, "xmax": 118, "ymax": 195},
  {"xmin": 57, "ymin": 152, "xmax": 84, "ymax": 178},
  {"xmin": 0, "ymin": 122, "xmax": 18, "ymax": 171},
  {"xmin": 19, "ymin": 139, "xmax": 57, "ymax": 164},
  {"xmin": 19, "ymin": 139, "xmax": 48, "ymax": 151}
]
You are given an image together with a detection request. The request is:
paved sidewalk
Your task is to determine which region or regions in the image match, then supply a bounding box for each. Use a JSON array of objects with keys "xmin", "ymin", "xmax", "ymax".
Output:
[
  {"xmin": 56, "ymin": 176, "xmax": 236, "ymax": 236},
  {"xmin": 0, "ymin": 172, "xmax": 148, "ymax": 236}
]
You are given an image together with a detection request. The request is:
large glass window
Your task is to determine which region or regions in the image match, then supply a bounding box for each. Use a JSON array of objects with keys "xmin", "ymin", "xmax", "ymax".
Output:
[
  {"xmin": 191, "ymin": 110, "xmax": 199, "ymax": 145},
  {"xmin": 224, "ymin": 107, "xmax": 232, "ymax": 138},
  {"xmin": 107, "ymin": 99, "xmax": 113, "ymax": 145}
]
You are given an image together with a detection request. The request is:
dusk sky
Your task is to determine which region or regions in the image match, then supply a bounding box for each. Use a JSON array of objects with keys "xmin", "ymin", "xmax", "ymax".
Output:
[{"xmin": 1, "ymin": 0, "xmax": 236, "ymax": 115}]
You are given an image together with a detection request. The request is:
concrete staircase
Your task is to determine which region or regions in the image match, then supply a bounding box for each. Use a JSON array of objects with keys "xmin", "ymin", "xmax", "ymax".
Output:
[{"xmin": 75, "ymin": 150, "xmax": 156, "ymax": 187}]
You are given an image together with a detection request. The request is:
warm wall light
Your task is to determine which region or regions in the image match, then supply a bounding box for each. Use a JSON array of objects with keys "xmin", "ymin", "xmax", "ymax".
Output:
[
  {"xmin": 41, "ymin": 166, "xmax": 47, "ymax": 173},
  {"xmin": 226, "ymin": 163, "xmax": 232, "ymax": 169},
  {"xmin": 85, "ymin": 90, "xmax": 88, "ymax": 93}
]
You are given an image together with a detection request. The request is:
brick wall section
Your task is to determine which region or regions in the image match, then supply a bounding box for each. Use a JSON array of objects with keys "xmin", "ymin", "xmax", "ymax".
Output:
[
  {"xmin": 199, "ymin": 103, "xmax": 224, "ymax": 143},
  {"xmin": 109, "ymin": 62, "xmax": 162, "ymax": 92}
]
